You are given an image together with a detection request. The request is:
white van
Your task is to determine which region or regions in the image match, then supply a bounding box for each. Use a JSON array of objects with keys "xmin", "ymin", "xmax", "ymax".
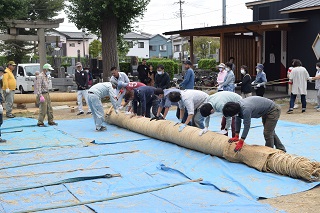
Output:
[{"xmin": 14, "ymin": 63, "xmax": 53, "ymax": 93}]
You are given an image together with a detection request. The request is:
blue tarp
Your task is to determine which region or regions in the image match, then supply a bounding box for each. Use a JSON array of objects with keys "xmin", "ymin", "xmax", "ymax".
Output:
[{"xmin": 0, "ymin": 111, "xmax": 318, "ymax": 212}]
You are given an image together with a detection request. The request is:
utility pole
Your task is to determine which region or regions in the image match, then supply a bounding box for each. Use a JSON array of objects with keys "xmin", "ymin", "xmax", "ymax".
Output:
[
  {"xmin": 174, "ymin": 0, "xmax": 185, "ymax": 62},
  {"xmin": 222, "ymin": 0, "xmax": 226, "ymax": 25}
]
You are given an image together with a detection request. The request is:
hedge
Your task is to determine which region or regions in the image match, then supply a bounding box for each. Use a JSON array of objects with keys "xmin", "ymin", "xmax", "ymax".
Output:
[
  {"xmin": 146, "ymin": 59, "xmax": 179, "ymax": 79},
  {"xmin": 198, "ymin": 59, "xmax": 218, "ymax": 71},
  {"xmin": 119, "ymin": 62, "xmax": 131, "ymax": 75}
]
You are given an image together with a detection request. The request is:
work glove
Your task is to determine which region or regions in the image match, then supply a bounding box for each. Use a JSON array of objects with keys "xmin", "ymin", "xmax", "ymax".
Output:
[
  {"xmin": 256, "ymin": 84, "xmax": 261, "ymax": 87},
  {"xmin": 251, "ymin": 82, "xmax": 255, "ymax": 85},
  {"xmin": 115, "ymin": 109, "xmax": 119, "ymax": 114},
  {"xmin": 118, "ymin": 105, "xmax": 124, "ymax": 110},
  {"xmin": 0, "ymin": 105, "xmax": 3, "ymax": 114},
  {"xmin": 125, "ymin": 111, "xmax": 132, "ymax": 115},
  {"xmin": 5, "ymin": 88, "xmax": 10, "ymax": 93},
  {"xmin": 228, "ymin": 134, "xmax": 239, "ymax": 143},
  {"xmin": 174, "ymin": 119, "xmax": 182, "ymax": 126},
  {"xmin": 178, "ymin": 123, "xmax": 187, "ymax": 132},
  {"xmin": 40, "ymin": 95, "xmax": 45, "ymax": 103},
  {"xmin": 234, "ymin": 139, "xmax": 244, "ymax": 152},
  {"xmin": 234, "ymin": 83, "xmax": 238, "ymax": 87},
  {"xmin": 217, "ymin": 129, "xmax": 228, "ymax": 135},
  {"xmin": 198, "ymin": 127, "xmax": 208, "ymax": 136}
]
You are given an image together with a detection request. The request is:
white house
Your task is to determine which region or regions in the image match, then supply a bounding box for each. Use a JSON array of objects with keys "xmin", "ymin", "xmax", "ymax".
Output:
[
  {"xmin": 47, "ymin": 30, "xmax": 95, "ymax": 57},
  {"xmin": 171, "ymin": 34, "xmax": 189, "ymax": 60},
  {"xmin": 124, "ymin": 32, "xmax": 150, "ymax": 58}
]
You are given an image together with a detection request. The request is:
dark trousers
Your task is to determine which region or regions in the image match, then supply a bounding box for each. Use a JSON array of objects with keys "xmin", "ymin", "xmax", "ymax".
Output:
[
  {"xmin": 0, "ymin": 114, "xmax": 2, "ymax": 137},
  {"xmin": 289, "ymin": 93, "xmax": 306, "ymax": 110},
  {"xmin": 221, "ymin": 116, "xmax": 235, "ymax": 137},
  {"xmin": 262, "ymin": 105, "xmax": 286, "ymax": 152},
  {"xmin": 139, "ymin": 98, "xmax": 158, "ymax": 118},
  {"xmin": 255, "ymin": 87, "xmax": 265, "ymax": 97},
  {"xmin": 176, "ymin": 107, "xmax": 190, "ymax": 124}
]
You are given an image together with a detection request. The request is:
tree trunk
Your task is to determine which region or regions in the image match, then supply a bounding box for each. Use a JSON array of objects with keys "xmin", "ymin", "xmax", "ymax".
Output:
[{"xmin": 101, "ymin": 15, "xmax": 119, "ymax": 82}]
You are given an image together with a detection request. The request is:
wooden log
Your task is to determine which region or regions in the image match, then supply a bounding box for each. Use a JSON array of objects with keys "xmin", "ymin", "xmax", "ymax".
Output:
[{"xmin": 14, "ymin": 93, "xmax": 77, "ymax": 104}]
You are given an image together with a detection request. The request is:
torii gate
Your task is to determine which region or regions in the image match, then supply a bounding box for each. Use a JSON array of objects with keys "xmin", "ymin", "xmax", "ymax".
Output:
[{"xmin": 0, "ymin": 18, "xmax": 64, "ymax": 68}]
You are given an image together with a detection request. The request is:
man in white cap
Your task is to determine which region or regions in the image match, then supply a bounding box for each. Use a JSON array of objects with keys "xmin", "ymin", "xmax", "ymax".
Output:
[
  {"xmin": 2, "ymin": 61, "xmax": 17, "ymax": 118},
  {"xmin": 36, "ymin": 63, "xmax": 57, "ymax": 127},
  {"xmin": 0, "ymin": 66, "xmax": 7, "ymax": 142},
  {"xmin": 75, "ymin": 62, "xmax": 91, "ymax": 115},
  {"xmin": 110, "ymin": 66, "xmax": 130, "ymax": 107}
]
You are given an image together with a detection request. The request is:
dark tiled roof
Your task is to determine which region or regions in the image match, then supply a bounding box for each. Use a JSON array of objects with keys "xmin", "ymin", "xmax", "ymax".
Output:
[
  {"xmin": 123, "ymin": 32, "xmax": 149, "ymax": 39},
  {"xmin": 60, "ymin": 31, "xmax": 92, "ymax": 39},
  {"xmin": 280, "ymin": 0, "xmax": 320, "ymax": 11}
]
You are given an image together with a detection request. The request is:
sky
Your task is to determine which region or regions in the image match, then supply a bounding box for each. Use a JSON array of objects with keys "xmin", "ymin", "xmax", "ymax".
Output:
[{"xmin": 56, "ymin": 0, "xmax": 253, "ymax": 35}]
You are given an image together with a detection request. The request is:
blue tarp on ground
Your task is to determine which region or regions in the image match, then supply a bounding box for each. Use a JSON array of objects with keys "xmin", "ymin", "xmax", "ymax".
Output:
[{"xmin": 0, "ymin": 112, "xmax": 318, "ymax": 212}]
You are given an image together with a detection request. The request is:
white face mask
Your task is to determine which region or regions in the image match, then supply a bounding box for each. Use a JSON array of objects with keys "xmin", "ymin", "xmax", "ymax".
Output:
[
  {"xmin": 225, "ymin": 68, "xmax": 230, "ymax": 72},
  {"xmin": 256, "ymin": 69, "xmax": 261, "ymax": 72},
  {"xmin": 157, "ymin": 71, "xmax": 163, "ymax": 75},
  {"xmin": 0, "ymin": 75, "xmax": 3, "ymax": 80},
  {"xmin": 219, "ymin": 68, "xmax": 223, "ymax": 72},
  {"xmin": 240, "ymin": 69, "xmax": 245, "ymax": 74},
  {"xmin": 316, "ymin": 67, "xmax": 320, "ymax": 70}
]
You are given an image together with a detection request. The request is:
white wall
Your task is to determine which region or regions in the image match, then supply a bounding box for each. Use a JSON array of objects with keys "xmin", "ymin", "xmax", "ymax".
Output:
[
  {"xmin": 66, "ymin": 40, "xmax": 90, "ymax": 57},
  {"xmin": 126, "ymin": 39, "xmax": 149, "ymax": 58}
]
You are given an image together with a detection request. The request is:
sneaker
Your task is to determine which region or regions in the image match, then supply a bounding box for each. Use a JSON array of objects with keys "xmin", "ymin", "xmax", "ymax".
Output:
[
  {"xmin": 293, "ymin": 104, "xmax": 299, "ymax": 109},
  {"xmin": 77, "ymin": 111, "xmax": 84, "ymax": 115},
  {"xmin": 0, "ymin": 138, "xmax": 6, "ymax": 143},
  {"xmin": 37, "ymin": 123, "xmax": 45, "ymax": 127},
  {"xmin": 286, "ymin": 109, "xmax": 293, "ymax": 114},
  {"xmin": 314, "ymin": 105, "xmax": 320, "ymax": 109},
  {"xmin": 302, "ymin": 109, "xmax": 306, "ymax": 113},
  {"xmin": 6, "ymin": 114, "xmax": 15, "ymax": 118},
  {"xmin": 86, "ymin": 112, "xmax": 92, "ymax": 115},
  {"xmin": 96, "ymin": 126, "xmax": 107, "ymax": 131},
  {"xmin": 48, "ymin": 122, "xmax": 58, "ymax": 126}
]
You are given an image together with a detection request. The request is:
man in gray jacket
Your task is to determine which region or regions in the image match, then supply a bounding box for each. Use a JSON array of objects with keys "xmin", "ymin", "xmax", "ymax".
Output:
[{"xmin": 222, "ymin": 96, "xmax": 286, "ymax": 152}]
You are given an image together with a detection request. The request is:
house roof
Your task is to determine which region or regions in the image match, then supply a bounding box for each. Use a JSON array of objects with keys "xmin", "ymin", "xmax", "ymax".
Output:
[
  {"xmin": 246, "ymin": 0, "xmax": 281, "ymax": 9},
  {"xmin": 280, "ymin": 0, "xmax": 320, "ymax": 13},
  {"xmin": 124, "ymin": 32, "xmax": 149, "ymax": 40},
  {"xmin": 163, "ymin": 18, "xmax": 307, "ymax": 37},
  {"xmin": 51, "ymin": 30, "xmax": 93, "ymax": 40}
]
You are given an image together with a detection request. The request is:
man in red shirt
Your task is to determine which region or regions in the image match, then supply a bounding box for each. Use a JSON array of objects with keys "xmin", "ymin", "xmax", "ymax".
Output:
[{"xmin": 117, "ymin": 81, "xmax": 145, "ymax": 113}]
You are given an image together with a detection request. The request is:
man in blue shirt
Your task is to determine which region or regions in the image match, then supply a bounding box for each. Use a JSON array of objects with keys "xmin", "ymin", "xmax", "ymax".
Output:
[{"xmin": 179, "ymin": 60, "xmax": 195, "ymax": 89}]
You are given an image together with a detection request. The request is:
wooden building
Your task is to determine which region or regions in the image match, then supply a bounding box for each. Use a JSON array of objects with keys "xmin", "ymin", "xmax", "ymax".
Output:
[{"xmin": 163, "ymin": 0, "xmax": 320, "ymax": 89}]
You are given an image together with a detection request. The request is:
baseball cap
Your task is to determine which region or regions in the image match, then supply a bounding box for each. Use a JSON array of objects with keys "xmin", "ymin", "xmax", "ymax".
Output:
[
  {"xmin": 75, "ymin": 62, "xmax": 82, "ymax": 67},
  {"xmin": 7, "ymin": 61, "xmax": 16, "ymax": 66},
  {"xmin": 256, "ymin": 64, "xmax": 264, "ymax": 70},
  {"xmin": 184, "ymin": 60, "xmax": 192, "ymax": 66},
  {"xmin": 0, "ymin": 66, "xmax": 6, "ymax": 73},
  {"xmin": 43, "ymin": 63, "xmax": 54, "ymax": 70},
  {"xmin": 117, "ymin": 81, "xmax": 129, "ymax": 90},
  {"xmin": 217, "ymin": 63, "xmax": 225, "ymax": 68}
]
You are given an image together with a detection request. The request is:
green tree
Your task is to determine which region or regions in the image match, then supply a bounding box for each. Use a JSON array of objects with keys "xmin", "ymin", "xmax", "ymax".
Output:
[
  {"xmin": 0, "ymin": 0, "xmax": 64, "ymax": 63},
  {"xmin": 89, "ymin": 39, "xmax": 102, "ymax": 58},
  {"xmin": 66, "ymin": 0, "xmax": 150, "ymax": 81},
  {"xmin": 184, "ymin": 37, "xmax": 220, "ymax": 59}
]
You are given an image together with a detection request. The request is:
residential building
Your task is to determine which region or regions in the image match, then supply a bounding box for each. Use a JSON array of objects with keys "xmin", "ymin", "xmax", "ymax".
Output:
[
  {"xmin": 148, "ymin": 34, "xmax": 172, "ymax": 58},
  {"xmin": 124, "ymin": 32, "xmax": 150, "ymax": 59}
]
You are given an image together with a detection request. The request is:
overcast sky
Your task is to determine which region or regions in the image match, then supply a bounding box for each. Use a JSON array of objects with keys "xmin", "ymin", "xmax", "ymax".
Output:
[{"xmin": 56, "ymin": 0, "xmax": 253, "ymax": 35}]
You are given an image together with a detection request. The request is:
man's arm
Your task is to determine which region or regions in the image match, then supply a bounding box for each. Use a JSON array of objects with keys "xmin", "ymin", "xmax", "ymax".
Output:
[{"xmin": 240, "ymin": 113, "xmax": 251, "ymax": 139}]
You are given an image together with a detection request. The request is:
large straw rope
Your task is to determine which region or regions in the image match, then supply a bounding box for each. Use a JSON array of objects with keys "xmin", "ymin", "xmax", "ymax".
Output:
[
  {"xmin": 14, "ymin": 93, "xmax": 77, "ymax": 104},
  {"xmin": 106, "ymin": 111, "xmax": 320, "ymax": 182}
]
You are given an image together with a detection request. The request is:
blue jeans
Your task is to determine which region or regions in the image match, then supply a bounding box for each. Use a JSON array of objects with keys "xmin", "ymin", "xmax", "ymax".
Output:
[
  {"xmin": 193, "ymin": 108, "xmax": 205, "ymax": 129},
  {"xmin": 289, "ymin": 93, "xmax": 306, "ymax": 109}
]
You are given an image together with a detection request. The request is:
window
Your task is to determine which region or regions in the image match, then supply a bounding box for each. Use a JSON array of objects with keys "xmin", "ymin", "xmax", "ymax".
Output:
[
  {"xmin": 138, "ymin": 42, "xmax": 144, "ymax": 48},
  {"xmin": 149, "ymin": 45, "xmax": 156, "ymax": 51},
  {"xmin": 174, "ymin": 45, "xmax": 181, "ymax": 52},
  {"xmin": 160, "ymin": 44, "xmax": 167, "ymax": 51},
  {"xmin": 127, "ymin": 41, "xmax": 133, "ymax": 48},
  {"xmin": 69, "ymin": 43, "xmax": 75, "ymax": 47}
]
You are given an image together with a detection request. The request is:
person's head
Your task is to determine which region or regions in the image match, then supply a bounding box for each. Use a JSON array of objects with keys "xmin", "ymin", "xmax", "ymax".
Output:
[
  {"xmin": 124, "ymin": 90, "xmax": 134, "ymax": 101},
  {"xmin": 316, "ymin": 62, "xmax": 320, "ymax": 70},
  {"xmin": 75, "ymin": 62, "xmax": 82, "ymax": 71},
  {"xmin": 157, "ymin": 64, "xmax": 164, "ymax": 75},
  {"xmin": 225, "ymin": 62, "xmax": 233, "ymax": 72},
  {"xmin": 7, "ymin": 61, "xmax": 16, "ymax": 71},
  {"xmin": 111, "ymin": 66, "xmax": 119, "ymax": 78},
  {"xmin": 168, "ymin": 91, "xmax": 181, "ymax": 102},
  {"xmin": 110, "ymin": 78, "xmax": 118, "ymax": 89},
  {"xmin": 0, "ymin": 66, "xmax": 6, "ymax": 80},
  {"xmin": 184, "ymin": 60, "xmax": 192, "ymax": 69},
  {"xmin": 117, "ymin": 81, "xmax": 129, "ymax": 90},
  {"xmin": 229, "ymin": 57, "xmax": 235, "ymax": 63},
  {"xmin": 222, "ymin": 102, "xmax": 241, "ymax": 117},
  {"xmin": 43, "ymin": 63, "xmax": 54, "ymax": 73},
  {"xmin": 142, "ymin": 59, "xmax": 147, "ymax": 65},
  {"xmin": 292, "ymin": 59, "xmax": 302, "ymax": 67},
  {"xmin": 240, "ymin": 65, "xmax": 248, "ymax": 75},
  {"xmin": 200, "ymin": 103, "xmax": 214, "ymax": 117},
  {"xmin": 217, "ymin": 63, "xmax": 225, "ymax": 72},
  {"xmin": 256, "ymin": 63, "xmax": 264, "ymax": 72},
  {"xmin": 35, "ymin": 71, "xmax": 40, "ymax": 76},
  {"xmin": 154, "ymin": 88, "xmax": 164, "ymax": 99},
  {"xmin": 149, "ymin": 64, "xmax": 153, "ymax": 70}
]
